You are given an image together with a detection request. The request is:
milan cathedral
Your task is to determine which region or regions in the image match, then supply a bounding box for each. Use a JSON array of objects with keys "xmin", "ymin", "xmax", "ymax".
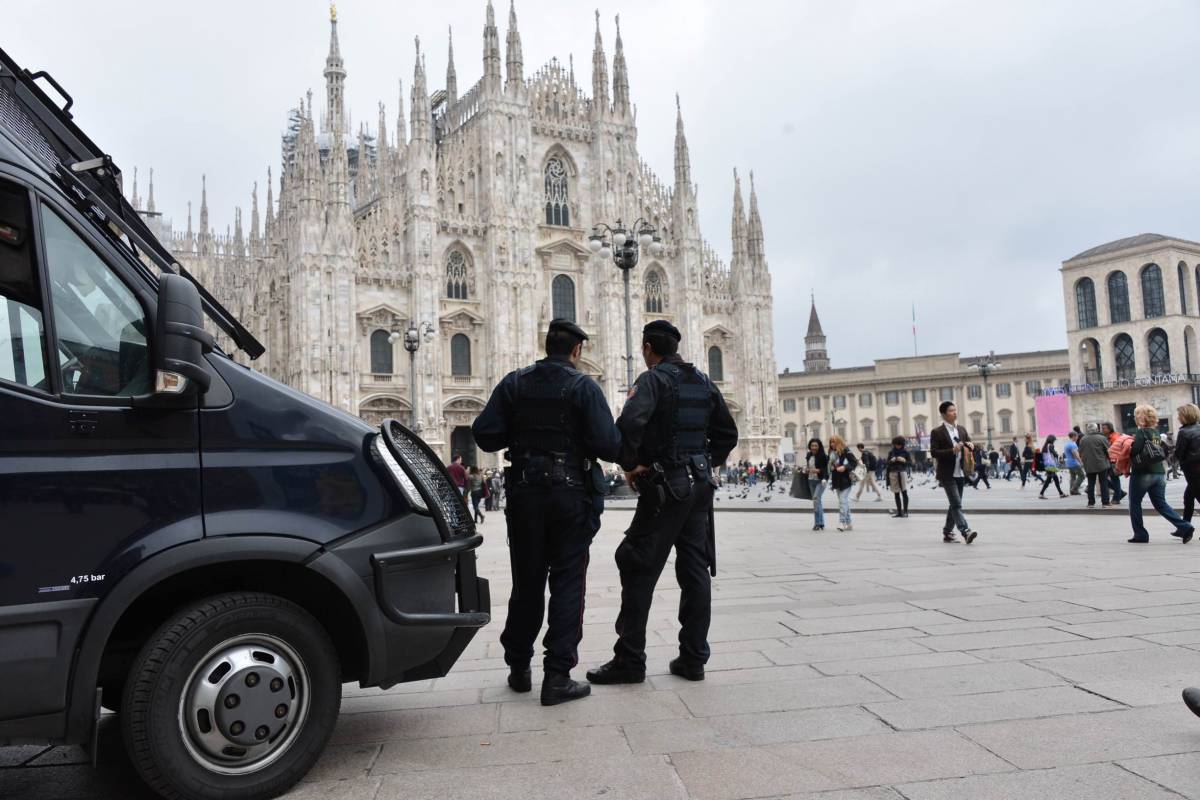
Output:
[{"xmin": 139, "ymin": 3, "xmax": 781, "ymax": 464}]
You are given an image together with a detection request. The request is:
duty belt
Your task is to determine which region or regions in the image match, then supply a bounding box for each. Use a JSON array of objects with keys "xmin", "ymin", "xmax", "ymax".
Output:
[{"xmin": 506, "ymin": 453, "xmax": 591, "ymax": 487}]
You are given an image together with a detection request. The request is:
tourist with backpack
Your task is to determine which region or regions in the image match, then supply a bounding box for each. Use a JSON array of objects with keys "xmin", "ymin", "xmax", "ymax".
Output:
[
  {"xmin": 854, "ymin": 443, "xmax": 883, "ymax": 501},
  {"xmin": 1127, "ymin": 405, "xmax": 1194, "ymax": 543}
]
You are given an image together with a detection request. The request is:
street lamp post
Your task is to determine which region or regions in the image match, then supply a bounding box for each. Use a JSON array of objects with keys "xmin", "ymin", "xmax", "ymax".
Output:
[
  {"xmin": 588, "ymin": 218, "xmax": 665, "ymax": 390},
  {"xmin": 390, "ymin": 321, "xmax": 434, "ymax": 434},
  {"xmin": 967, "ymin": 350, "xmax": 1002, "ymax": 450}
]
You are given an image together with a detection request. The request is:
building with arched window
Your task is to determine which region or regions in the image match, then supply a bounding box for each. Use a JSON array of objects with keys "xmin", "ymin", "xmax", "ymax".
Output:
[
  {"xmin": 1061, "ymin": 234, "xmax": 1200, "ymax": 433},
  {"xmin": 173, "ymin": 6, "xmax": 780, "ymax": 464}
]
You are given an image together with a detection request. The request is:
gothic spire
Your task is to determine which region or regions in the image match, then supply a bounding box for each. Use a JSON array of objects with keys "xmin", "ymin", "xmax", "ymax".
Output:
[
  {"xmin": 130, "ymin": 166, "xmax": 141, "ymax": 210},
  {"xmin": 446, "ymin": 26, "xmax": 458, "ymax": 106},
  {"xmin": 264, "ymin": 166, "xmax": 274, "ymax": 241},
  {"xmin": 185, "ymin": 201, "xmax": 193, "ymax": 245},
  {"xmin": 323, "ymin": 2, "xmax": 347, "ymax": 133},
  {"xmin": 673, "ymin": 93, "xmax": 691, "ymax": 190},
  {"xmin": 730, "ymin": 168, "xmax": 747, "ymax": 266},
  {"xmin": 410, "ymin": 37, "xmax": 431, "ymax": 142},
  {"xmin": 483, "ymin": 0, "xmax": 502, "ymax": 94},
  {"xmin": 250, "ymin": 181, "xmax": 260, "ymax": 244},
  {"xmin": 505, "ymin": 0, "xmax": 524, "ymax": 92},
  {"xmin": 612, "ymin": 14, "xmax": 630, "ymax": 115},
  {"xmin": 591, "ymin": 9, "xmax": 609, "ymax": 114},
  {"xmin": 147, "ymin": 167, "xmax": 155, "ymax": 213},
  {"xmin": 199, "ymin": 174, "xmax": 210, "ymax": 252},
  {"xmin": 804, "ymin": 294, "xmax": 830, "ymax": 372},
  {"xmin": 396, "ymin": 78, "xmax": 407, "ymax": 147},
  {"xmin": 747, "ymin": 170, "xmax": 764, "ymax": 265}
]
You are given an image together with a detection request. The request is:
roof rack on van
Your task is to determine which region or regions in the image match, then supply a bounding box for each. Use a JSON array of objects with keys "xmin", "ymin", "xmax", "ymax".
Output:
[{"xmin": 0, "ymin": 46, "xmax": 265, "ymax": 360}]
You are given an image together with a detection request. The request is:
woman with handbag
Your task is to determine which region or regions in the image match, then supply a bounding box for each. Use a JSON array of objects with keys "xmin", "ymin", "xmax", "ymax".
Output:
[
  {"xmin": 1128, "ymin": 405, "xmax": 1194, "ymax": 543},
  {"xmin": 1037, "ymin": 435, "xmax": 1066, "ymax": 498},
  {"xmin": 804, "ymin": 438, "xmax": 829, "ymax": 531},
  {"xmin": 828, "ymin": 435, "xmax": 859, "ymax": 532}
]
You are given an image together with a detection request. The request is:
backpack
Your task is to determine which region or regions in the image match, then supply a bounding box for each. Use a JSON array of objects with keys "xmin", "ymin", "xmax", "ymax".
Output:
[{"xmin": 1133, "ymin": 431, "xmax": 1166, "ymax": 469}]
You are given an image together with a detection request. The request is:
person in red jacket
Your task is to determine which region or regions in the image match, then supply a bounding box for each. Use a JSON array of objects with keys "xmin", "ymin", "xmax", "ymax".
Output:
[{"xmin": 447, "ymin": 453, "xmax": 468, "ymax": 497}]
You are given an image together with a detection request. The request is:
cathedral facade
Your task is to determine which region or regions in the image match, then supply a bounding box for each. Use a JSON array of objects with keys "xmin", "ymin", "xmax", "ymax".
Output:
[{"xmin": 154, "ymin": 4, "xmax": 780, "ymax": 465}]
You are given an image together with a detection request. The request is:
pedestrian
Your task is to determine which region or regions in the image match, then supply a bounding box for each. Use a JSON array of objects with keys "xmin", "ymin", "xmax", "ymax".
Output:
[
  {"xmin": 805, "ymin": 438, "xmax": 829, "ymax": 530},
  {"xmin": 1064, "ymin": 431, "xmax": 1085, "ymax": 495},
  {"xmin": 929, "ymin": 401, "xmax": 979, "ymax": 544},
  {"xmin": 854, "ymin": 443, "xmax": 883, "ymax": 501},
  {"xmin": 472, "ymin": 319, "xmax": 622, "ymax": 706},
  {"xmin": 1021, "ymin": 435, "xmax": 1035, "ymax": 488},
  {"xmin": 969, "ymin": 444, "xmax": 991, "ymax": 489},
  {"xmin": 1005, "ymin": 437, "xmax": 1021, "ymax": 482},
  {"xmin": 1079, "ymin": 422, "xmax": 1113, "ymax": 507},
  {"xmin": 765, "ymin": 459, "xmax": 776, "ymax": 490},
  {"xmin": 447, "ymin": 453, "xmax": 468, "ymax": 497},
  {"xmin": 1102, "ymin": 421, "xmax": 1130, "ymax": 503},
  {"xmin": 467, "ymin": 465, "xmax": 487, "ymax": 523},
  {"xmin": 1166, "ymin": 432, "xmax": 1182, "ymax": 480},
  {"xmin": 828, "ymin": 435, "xmax": 858, "ymax": 531},
  {"xmin": 885, "ymin": 435, "xmax": 912, "ymax": 517},
  {"xmin": 989, "ymin": 447, "xmax": 1000, "ymax": 478},
  {"xmin": 1038, "ymin": 435, "xmax": 1067, "ymax": 499},
  {"xmin": 1125, "ymin": 404, "xmax": 1194, "ymax": 544},
  {"xmin": 1177, "ymin": 404, "xmax": 1200, "ymax": 523},
  {"xmin": 587, "ymin": 320, "xmax": 738, "ymax": 687}
]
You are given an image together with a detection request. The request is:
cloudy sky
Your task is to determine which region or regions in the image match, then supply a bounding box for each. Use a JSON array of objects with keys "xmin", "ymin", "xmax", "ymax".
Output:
[{"xmin": 8, "ymin": 1, "xmax": 1200, "ymax": 370}]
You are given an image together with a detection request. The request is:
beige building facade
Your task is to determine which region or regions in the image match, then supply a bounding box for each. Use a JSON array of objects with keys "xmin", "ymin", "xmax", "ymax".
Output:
[
  {"xmin": 777, "ymin": 302, "xmax": 1068, "ymax": 454},
  {"xmin": 1061, "ymin": 233, "xmax": 1200, "ymax": 433}
]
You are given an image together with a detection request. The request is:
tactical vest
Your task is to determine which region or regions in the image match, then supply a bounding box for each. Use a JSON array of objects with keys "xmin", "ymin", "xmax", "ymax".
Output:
[
  {"xmin": 643, "ymin": 361, "xmax": 712, "ymax": 465},
  {"xmin": 509, "ymin": 359, "xmax": 586, "ymax": 463}
]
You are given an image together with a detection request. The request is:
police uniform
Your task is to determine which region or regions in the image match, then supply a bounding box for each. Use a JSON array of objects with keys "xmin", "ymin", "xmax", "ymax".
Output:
[
  {"xmin": 587, "ymin": 321, "xmax": 738, "ymax": 684},
  {"xmin": 471, "ymin": 319, "xmax": 621, "ymax": 704}
]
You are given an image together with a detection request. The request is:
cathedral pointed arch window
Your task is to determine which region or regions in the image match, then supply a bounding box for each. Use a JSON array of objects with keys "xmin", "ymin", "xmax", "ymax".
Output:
[
  {"xmin": 446, "ymin": 249, "xmax": 469, "ymax": 299},
  {"xmin": 708, "ymin": 346, "xmax": 724, "ymax": 382},
  {"xmin": 552, "ymin": 274, "xmax": 576, "ymax": 322},
  {"xmin": 451, "ymin": 334, "xmax": 472, "ymax": 376},
  {"xmin": 370, "ymin": 329, "xmax": 393, "ymax": 375},
  {"xmin": 644, "ymin": 269, "xmax": 666, "ymax": 313},
  {"xmin": 544, "ymin": 156, "xmax": 569, "ymax": 227}
]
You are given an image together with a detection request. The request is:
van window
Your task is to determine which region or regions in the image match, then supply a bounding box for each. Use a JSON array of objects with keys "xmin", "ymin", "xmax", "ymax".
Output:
[
  {"xmin": 41, "ymin": 206, "xmax": 150, "ymax": 396},
  {"xmin": 0, "ymin": 179, "xmax": 49, "ymax": 390}
]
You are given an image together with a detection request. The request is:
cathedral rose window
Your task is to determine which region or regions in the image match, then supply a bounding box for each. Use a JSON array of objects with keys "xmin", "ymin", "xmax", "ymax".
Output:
[{"xmin": 544, "ymin": 157, "xmax": 569, "ymax": 227}]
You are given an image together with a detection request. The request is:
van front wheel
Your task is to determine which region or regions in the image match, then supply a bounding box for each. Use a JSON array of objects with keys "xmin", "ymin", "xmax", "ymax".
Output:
[{"xmin": 122, "ymin": 592, "xmax": 341, "ymax": 800}]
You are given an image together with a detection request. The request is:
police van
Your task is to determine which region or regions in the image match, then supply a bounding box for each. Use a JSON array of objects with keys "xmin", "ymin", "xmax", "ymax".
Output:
[{"xmin": 0, "ymin": 47, "xmax": 489, "ymax": 800}]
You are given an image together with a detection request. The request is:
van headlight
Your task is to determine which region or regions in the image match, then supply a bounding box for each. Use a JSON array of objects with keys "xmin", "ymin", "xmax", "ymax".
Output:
[{"xmin": 370, "ymin": 434, "xmax": 429, "ymax": 513}]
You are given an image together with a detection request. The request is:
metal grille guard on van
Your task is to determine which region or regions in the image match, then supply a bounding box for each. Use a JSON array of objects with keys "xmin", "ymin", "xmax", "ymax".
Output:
[{"xmin": 370, "ymin": 536, "xmax": 490, "ymax": 628}]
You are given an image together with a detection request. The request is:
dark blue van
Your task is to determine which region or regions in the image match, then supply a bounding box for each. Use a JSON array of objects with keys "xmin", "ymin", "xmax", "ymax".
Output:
[{"xmin": 0, "ymin": 47, "xmax": 488, "ymax": 800}]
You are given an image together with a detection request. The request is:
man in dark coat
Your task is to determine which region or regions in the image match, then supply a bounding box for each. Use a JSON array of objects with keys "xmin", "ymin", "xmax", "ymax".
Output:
[
  {"xmin": 586, "ymin": 321, "xmax": 739, "ymax": 685},
  {"xmin": 1079, "ymin": 421, "xmax": 1113, "ymax": 507},
  {"xmin": 472, "ymin": 319, "xmax": 621, "ymax": 705},
  {"xmin": 928, "ymin": 401, "xmax": 979, "ymax": 544}
]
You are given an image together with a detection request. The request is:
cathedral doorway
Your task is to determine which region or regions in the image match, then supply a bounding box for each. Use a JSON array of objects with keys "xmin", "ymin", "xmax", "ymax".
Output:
[{"xmin": 451, "ymin": 426, "xmax": 477, "ymax": 467}]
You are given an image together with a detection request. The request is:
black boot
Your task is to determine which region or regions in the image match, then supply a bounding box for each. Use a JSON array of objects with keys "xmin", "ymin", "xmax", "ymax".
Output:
[
  {"xmin": 507, "ymin": 666, "xmax": 532, "ymax": 693},
  {"xmin": 541, "ymin": 672, "xmax": 591, "ymax": 706},
  {"xmin": 669, "ymin": 657, "xmax": 705, "ymax": 681},
  {"xmin": 585, "ymin": 659, "xmax": 646, "ymax": 685}
]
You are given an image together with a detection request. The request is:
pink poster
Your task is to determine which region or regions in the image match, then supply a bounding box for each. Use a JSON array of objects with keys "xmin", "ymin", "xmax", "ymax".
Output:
[{"xmin": 1035, "ymin": 394, "xmax": 1072, "ymax": 437}]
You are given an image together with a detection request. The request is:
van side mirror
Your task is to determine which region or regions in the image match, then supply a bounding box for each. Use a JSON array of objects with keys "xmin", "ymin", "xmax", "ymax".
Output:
[{"xmin": 154, "ymin": 273, "xmax": 215, "ymax": 395}]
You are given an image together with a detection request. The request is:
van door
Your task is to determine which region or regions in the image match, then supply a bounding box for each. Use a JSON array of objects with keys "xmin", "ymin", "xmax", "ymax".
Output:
[{"xmin": 0, "ymin": 177, "xmax": 202, "ymax": 721}]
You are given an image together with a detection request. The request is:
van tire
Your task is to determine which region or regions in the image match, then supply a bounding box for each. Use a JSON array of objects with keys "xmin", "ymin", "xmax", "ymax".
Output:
[{"xmin": 121, "ymin": 592, "xmax": 341, "ymax": 800}]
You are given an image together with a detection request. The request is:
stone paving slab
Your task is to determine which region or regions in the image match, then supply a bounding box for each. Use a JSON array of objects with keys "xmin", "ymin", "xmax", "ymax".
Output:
[{"xmin": 7, "ymin": 509, "xmax": 1200, "ymax": 800}]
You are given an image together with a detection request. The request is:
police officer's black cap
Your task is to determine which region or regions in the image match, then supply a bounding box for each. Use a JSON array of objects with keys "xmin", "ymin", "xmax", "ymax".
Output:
[
  {"xmin": 548, "ymin": 318, "xmax": 588, "ymax": 342},
  {"xmin": 643, "ymin": 319, "xmax": 681, "ymax": 342}
]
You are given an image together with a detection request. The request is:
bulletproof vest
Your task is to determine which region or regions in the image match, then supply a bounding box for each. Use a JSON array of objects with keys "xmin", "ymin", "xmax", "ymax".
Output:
[
  {"xmin": 510, "ymin": 359, "xmax": 585, "ymax": 462},
  {"xmin": 643, "ymin": 361, "xmax": 712, "ymax": 465}
]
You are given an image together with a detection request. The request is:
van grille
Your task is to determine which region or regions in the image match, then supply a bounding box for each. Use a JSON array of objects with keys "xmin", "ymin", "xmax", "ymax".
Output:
[
  {"xmin": 383, "ymin": 419, "xmax": 474, "ymax": 538},
  {"xmin": 0, "ymin": 83, "xmax": 59, "ymax": 169}
]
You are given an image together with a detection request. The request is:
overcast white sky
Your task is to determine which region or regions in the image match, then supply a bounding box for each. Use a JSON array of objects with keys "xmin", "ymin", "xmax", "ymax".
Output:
[{"xmin": 8, "ymin": 1, "xmax": 1200, "ymax": 370}]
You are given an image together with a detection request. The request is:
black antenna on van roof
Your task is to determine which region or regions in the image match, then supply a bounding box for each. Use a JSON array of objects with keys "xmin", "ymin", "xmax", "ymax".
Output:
[{"xmin": 0, "ymin": 46, "xmax": 265, "ymax": 360}]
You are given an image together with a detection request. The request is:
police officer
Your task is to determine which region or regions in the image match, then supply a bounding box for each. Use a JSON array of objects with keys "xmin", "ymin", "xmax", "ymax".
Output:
[
  {"xmin": 587, "ymin": 320, "xmax": 738, "ymax": 685},
  {"xmin": 471, "ymin": 319, "xmax": 621, "ymax": 705}
]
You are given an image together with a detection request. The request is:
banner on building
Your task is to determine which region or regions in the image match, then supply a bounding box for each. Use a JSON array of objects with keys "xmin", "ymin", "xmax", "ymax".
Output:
[{"xmin": 1035, "ymin": 393, "xmax": 1072, "ymax": 437}]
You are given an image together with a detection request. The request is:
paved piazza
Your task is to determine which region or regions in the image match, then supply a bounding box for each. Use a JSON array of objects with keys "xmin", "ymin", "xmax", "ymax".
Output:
[{"xmin": 7, "ymin": 508, "xmax": 1200, "ymax": 799}]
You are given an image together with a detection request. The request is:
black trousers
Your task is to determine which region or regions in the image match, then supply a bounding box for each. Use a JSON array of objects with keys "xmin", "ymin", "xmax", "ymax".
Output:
[
  {"xmin": 500, "ymin": 485, "xmax": 596, "ymax": 675},
  {"xmin": 1086, "ymin": 471, "xmax": 1111, "ymax": 506},
  {"xmin": 612, "ymin": 477, "xmax": 715, "ymax": 669},
  {"xmin": 1184, "ymin": 464, "xmax": 1200, "ymax": 522}
]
